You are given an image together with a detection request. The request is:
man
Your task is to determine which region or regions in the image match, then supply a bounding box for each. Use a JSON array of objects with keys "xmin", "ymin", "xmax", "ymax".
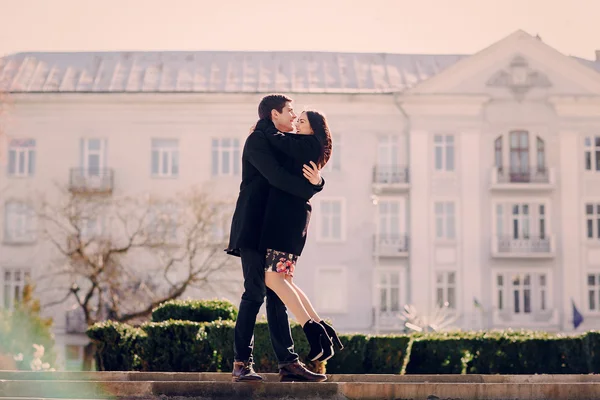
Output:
[{"xmin": 226, "ymin": 94, "xmax": 327, "ymax": 383}]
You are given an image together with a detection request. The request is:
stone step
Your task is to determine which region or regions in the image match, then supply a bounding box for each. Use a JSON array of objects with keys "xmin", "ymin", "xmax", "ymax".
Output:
[
  {"xmin": 3, "ymin": 370, "xmax": 600, "ymax": 383},
  {"xmin": 2, "ymin": 379, "xmax": 600, "ymax": 400}
]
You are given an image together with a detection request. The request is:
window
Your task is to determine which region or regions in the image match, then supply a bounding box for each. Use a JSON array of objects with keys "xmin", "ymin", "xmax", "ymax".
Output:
[
  {"xmin": 495, "ymin": 272, "xmax": 548, "ymax": 315},
  {"xmin": 435, "ymin": 271, "xmax": 457, "ymax": 309},
  {"xmin": 80, "ymin": 138, "xmax": 107, "ymax": 176},
  {"xmin": 377, "ymin": 134, "xmax": 399, "ymax": 169},
  {"xmin": 4, "ymin": 201, "xmax": 36, "ymax": 243},
  {"xmin": 211, "ymin": 138, "xmax": 240, "ymax": 176},
  {"xmin": 151, "ymin": 139, "xmax": 179, "ymax": 177},
  {"xmin": 539, "ymin": 205, "xmax": 546, "ymax": 239},
  {"xmin": 378, "ymin": 270, "xmax": 401, "ymax": 313},
  {"xmin": 3, "ymin": 268, "xmax": 31, "ymax": 310},
  {"xmin": 496, "ymin": 202, "xmax": 549, "ymax": 240},
  {"xmin": 496, "ymin": 274, "xmax": 504, "ymax": 311},
  {"xmin": 322, "ymin": 133, "xmax": 341, "ymax": 172},
  {"xmin": 148, "ymin": 203, "xmax": 178, "ymax": 242},
  {"xmin": 496, "ymin": 202, "xmax": 550, "ymax": 252},
  {"xmin": 584, "ymin": 136, "xmax": 600, "ymax": 171},
  {"xmin": 539, "ymin": 274, "xmax": 547, "ymax": 311},
  {"xmin": 7, "ymin": 138, "xmax": 36, "ymax": 177},
  {"xmin": 315, "ymin": 267, "xmax": 346, "ymax": 313},
  {"xmin": 80, "ymin": 215, "xmax": 105, "ymax": 240},
  {"xmin": 378, "ymin": 199, "xmax": 405, "ymax": 240},
  {"xmin": 434, "ymin": 134, "xmax": 454, "ymax": 172},
  {"xmin": 434, "ymin": 201, "xmax": 456, "ymax": 240},
  {"xmin": 375, "ymin": 135, "xmax": 407, "ymax": 183},
  {"xmin": 317, "ymin": 198, "xmax": 345, "ymax": 242},
  {"xmin": 586, "ymin": 203, "xmax": 600, "ymax": 240},
  {"xmin": 511, "ymin": 204, "xmax": 530, "ymax": 239},
  {"xmin": 587, "ymin": 273, "xmax": 600, "ymax": 312},
  {"xmin": 513, "ymin": 274, "xmax": 531, "ymax": 314},
  {"xmin": 509, "ymin": 131, "xmax": 529, "ymax": 175}
]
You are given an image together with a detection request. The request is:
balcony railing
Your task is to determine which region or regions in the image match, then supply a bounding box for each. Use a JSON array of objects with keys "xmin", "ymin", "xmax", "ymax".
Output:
[
  {"xmin": 69, "ymin": 168, "xmax": 114, "ymax": 194},
  {"xmin": 492, "ymin": 235, "xmax": 555, "ymax": 258},
  {"xmin": 372, "ymin": 165, "xmax": 409, "ymax": 190},
  {"xmin": 373, "ymin": 234, "xmax": 409, "ymax": 257},
  {"xmin": 490, "ymin": 166, "xmax": 555, "ymax": 189}
]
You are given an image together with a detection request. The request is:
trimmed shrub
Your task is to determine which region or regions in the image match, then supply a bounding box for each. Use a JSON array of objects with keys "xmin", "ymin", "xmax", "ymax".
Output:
[
  {"xmin": 151, "ymin": 299, "xmax": 238, "ymax": 323},
  {"xmin": 405, "ymin": 330, "xmax": 590, "ymax": 375},
  {"xmin": 584, "ymin": 331, "xmax": 600, "ymax": 372},
  {"xmin": 90, "ymin": 321, "xmax": 599, "ymax": 375},
  {"xmin": 365, "ymin": 335, "xmax": 411, "ymax": 374},
  {"xmin": 203, "ymin": 319, "xmax": 235, "ymax": 372},
  {"xmin": 87, "ymin": 321, "xmax": 146, "ymax": 371},
  {"xmin": 405, "ymin": 332, "xmax": 476, "ymax": 374},
  {"xmin": 325, "ymin": 334, "xmax": 369, "ymax": 374},
  {"xmin": 140, "ymin": 320, "xmax": 211, "ymax": 372}
]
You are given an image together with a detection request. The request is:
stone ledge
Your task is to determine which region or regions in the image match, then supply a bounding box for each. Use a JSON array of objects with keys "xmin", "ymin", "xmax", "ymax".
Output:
[
  {"xmin": 4, "ymin": 371, "xmax": 600, "ymax": 383},
  {"xmin": 2, "ymin": 378, "xmax": 600, "ymax": 400}
]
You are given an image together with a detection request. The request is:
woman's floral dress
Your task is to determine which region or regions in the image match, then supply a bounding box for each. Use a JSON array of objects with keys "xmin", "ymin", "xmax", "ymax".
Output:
[{"xmin": 265, "ymin": 249, "xmax": 297, "ymax": 277}]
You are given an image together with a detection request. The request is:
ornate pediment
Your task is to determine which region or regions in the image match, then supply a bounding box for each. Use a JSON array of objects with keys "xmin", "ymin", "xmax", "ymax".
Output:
[{"xmin": 487, "ymin": 55, "xmax": 552, "ymax": 100}]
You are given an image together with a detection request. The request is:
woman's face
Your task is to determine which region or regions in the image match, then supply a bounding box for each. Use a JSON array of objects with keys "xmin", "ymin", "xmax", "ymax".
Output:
[{"xmin": 295, "ymin": 112, "xmax": 313, "ymax": 135}]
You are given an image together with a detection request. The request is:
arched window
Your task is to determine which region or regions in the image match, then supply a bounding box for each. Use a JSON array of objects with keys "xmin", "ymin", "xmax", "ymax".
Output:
[{"xmin": 509, "ymin": 131, "xmax": 529, "ymax": 181}]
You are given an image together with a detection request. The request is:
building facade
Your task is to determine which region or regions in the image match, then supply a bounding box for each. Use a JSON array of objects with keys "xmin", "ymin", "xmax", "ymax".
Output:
[{"xmin": 1, "ymin": 30, "xmax": 600, "ymax": 368}]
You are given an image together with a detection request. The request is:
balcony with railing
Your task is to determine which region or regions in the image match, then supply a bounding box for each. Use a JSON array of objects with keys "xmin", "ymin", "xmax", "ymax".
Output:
[
  {"xmin": 490, "ymin": 166, "xmax": 555, "ymax": 190},
  {"xmin": 491, "ymin": 235, "xmax": 555, "ymax": 258},
  {"xmin": 373, "ymin": 234, "xmax": 409, "ymax": 258},
  {"xmin": 372, "ymin": 165, "xmax": 409, "ymax": 192},
  {"xmin": 69, "ymin": 168, "xmax": 114, "ymax": 194}
]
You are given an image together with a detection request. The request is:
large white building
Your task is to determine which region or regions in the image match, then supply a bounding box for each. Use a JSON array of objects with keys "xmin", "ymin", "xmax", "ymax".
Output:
[{"xmin": 1, "ymin": 30, "xmax": 600, "ymax": 369}]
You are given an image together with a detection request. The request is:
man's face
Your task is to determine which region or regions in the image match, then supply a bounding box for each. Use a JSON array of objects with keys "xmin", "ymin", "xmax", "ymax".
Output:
[{"xmin": 271, "ymin": 102, "xmax": 296, "ymax": 132}]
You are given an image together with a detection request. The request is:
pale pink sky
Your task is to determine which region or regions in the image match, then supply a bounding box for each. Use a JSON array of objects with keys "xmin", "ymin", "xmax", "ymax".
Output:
[{"xmin": 0, "ymin": 0, "xmax": 598, "ymax": 59}]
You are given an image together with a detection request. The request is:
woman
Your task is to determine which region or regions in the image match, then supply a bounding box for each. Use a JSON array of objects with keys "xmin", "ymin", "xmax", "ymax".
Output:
[{"xmin": 256, "ymin": 110, "xmax": 343, "ymax": 363}]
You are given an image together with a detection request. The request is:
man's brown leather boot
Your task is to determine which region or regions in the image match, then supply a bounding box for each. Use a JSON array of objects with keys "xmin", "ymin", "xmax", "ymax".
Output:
[
  {"xmin": 279, "ymin": 361, "xmax": 327, "ymax": 382},
  {"xmin": 232, "ymin": 361, "xmax": 264, "ymax": 383}
]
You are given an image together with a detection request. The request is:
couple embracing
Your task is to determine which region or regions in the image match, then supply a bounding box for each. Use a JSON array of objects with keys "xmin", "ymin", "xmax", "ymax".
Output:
[{"xmin": 225, "ymin": 94, "xmax": 342, "ymax": 383}]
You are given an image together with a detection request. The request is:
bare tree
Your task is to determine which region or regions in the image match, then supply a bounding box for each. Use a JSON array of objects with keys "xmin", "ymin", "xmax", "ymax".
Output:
[{"xmin": 37, "ymin": 186, "xmax": 237, "ymax": 329}]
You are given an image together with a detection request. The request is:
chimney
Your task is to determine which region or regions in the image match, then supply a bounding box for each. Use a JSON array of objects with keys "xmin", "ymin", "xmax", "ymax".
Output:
[{"xmin": 596, "ymin": 50, "xmax": 600, "ymax": 61}]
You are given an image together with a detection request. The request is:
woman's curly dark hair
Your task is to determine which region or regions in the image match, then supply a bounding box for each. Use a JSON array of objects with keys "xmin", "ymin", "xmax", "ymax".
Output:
[{"xmin": 305, "ymin": 110, "xmax": 332, "ymax": 169}]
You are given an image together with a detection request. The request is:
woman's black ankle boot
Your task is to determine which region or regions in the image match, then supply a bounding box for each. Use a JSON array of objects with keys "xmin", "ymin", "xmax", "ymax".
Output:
[
  {"xmin": 319, "ymin": 320, "xmax": 344, "ymax": 350},
  {"xmin": 303, "ymin": 320, "xmax": 332, "ymax": 361}
]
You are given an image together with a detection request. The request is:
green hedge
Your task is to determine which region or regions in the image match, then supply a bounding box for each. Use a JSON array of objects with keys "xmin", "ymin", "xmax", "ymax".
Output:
[
  {"xmin": 584, "ymin": 331, "xmax": 600, "ymax": 372},
  {"xmin": 151, "ymin": 299, "xmax": 238, "ymax": 323},
  {"xmin": 88, "ymin": 316, "xmax": 600, "ymax": 375},
  {"xmin": 405, "ymin": 330, "xmax": 593, "ymax": 375},
  {"xmin": 365, "ymin": 335, "xmax": 412, "ymax": 374},
  {"xmin": 88, "ymin": 319, "xmax": 410, "ymax": 374},
  {"xmin": 87, "ymin": 321, "xmax": 146, "ymax": 371},
  {"xmin": 140, "ymin": 320, "xmax": 213, "ymax": 372}
]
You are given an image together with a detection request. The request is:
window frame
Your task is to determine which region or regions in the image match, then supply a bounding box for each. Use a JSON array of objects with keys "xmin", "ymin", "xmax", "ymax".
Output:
[
  {"xmin": 316, "ymin": 197, "xmax": 347, "ymax": 243},
  {"xmin": 151, "ymin": 138, "xmax": 180, "ymax": 178}
]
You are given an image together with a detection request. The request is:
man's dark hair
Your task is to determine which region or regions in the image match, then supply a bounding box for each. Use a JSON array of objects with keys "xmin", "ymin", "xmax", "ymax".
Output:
[{"xmin": 258, "ymin": 94, "xmax": 292, "ymax": 120}]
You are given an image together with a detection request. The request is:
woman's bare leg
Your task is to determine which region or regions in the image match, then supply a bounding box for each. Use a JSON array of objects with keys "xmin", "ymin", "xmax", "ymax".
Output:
[
  {"xmin": 285, "ymin": 275, "xmax": 322, "ymax": 323},
  {"xmin": 265, "ymin": 271, "xmax": 311, "ymax": 326}
]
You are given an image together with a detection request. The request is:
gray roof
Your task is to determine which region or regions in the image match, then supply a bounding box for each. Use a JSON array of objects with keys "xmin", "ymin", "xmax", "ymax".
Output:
[
  {"xmin": 573, "ymin": 56, "xmax": 600, "ymax": 73},
  {"xmin": 0, "ymin": 51, "xmax": 465, "ymax": 94},
  {"xmin": 1, "ymin": 51, "xmax": 598, "ymax": 94}
]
